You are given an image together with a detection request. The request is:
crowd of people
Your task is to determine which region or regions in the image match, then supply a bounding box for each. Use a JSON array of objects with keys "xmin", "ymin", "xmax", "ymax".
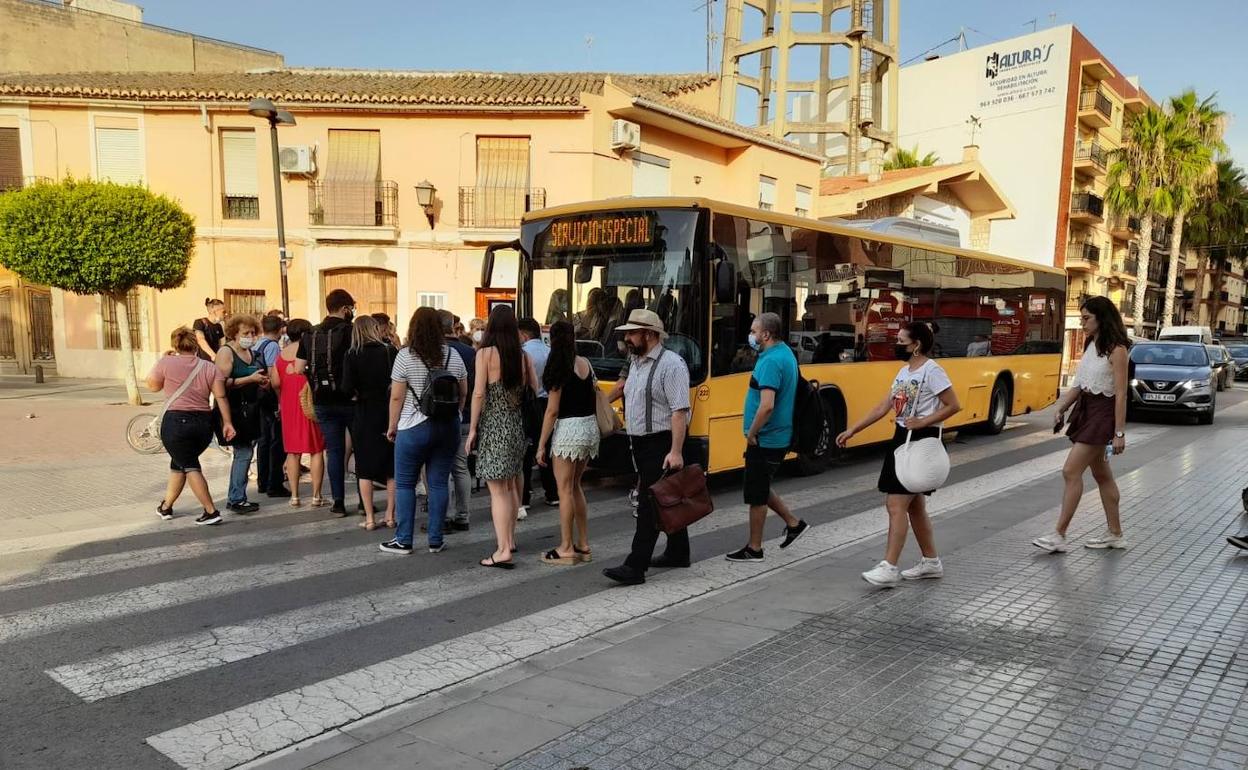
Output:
[{"xmin": 146, "ymin": 288, "xmax": 1154, "ymax": 584}]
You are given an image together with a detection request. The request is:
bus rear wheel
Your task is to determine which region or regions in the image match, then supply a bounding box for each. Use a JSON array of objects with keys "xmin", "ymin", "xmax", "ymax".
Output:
[
  {"xmin": 795, "ymin": 396, "xmax": 840, "ymax": 476},
  {"xmin": 981, "ymin": 380, "xmax": 1009, "ymax": 435}
]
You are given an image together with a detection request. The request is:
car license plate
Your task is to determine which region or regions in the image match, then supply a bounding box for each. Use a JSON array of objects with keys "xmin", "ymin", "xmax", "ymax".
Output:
[{"xmin": 1143, "ymin": 393, "xmax": 1176, "ymax": 402}]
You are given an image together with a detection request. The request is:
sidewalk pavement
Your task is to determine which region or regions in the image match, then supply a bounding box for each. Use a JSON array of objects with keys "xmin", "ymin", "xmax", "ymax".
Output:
[{"xmin": 258, "ymin": 423, "xmax": 1248, "ymax": 770}]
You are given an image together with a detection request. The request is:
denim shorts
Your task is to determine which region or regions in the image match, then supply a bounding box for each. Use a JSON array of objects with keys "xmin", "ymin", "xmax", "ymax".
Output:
[{"xmin": 161, "ymin": 410, "xmax": 213, "ymax": 472}]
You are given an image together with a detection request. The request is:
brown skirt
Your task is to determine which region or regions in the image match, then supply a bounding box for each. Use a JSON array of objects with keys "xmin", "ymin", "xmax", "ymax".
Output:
[{"xmin": 1067, "ymin": 390, "xmax": 1115, "ymax": 446}]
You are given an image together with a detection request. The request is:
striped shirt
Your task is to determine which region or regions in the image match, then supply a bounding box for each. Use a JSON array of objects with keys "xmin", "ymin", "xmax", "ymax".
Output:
[
  {"xmin": 390, "ymin": 345, "xmax": 467, "ymax": 430},
  {"xmin": 622, "ymin": 344, "xmax": 691, "ymax": 436}
]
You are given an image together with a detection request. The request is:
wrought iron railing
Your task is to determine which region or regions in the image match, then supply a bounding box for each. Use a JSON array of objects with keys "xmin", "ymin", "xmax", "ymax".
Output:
[
  {"xmin": 222, "ymin": 195, "xmax": 260, "ymax": 220},
  {"xmin": 308, "ymin": 180, "xmax": 398, "ymax": 227},
  {"xmin": 1074, "ymin": 141, "xmax": 1107, "ymax": 169},
  {"xmin": 1117, "ymin": 257, "xmax": 1139, "ymax": 275},
  {"xmin": 1079, "ymin": 88, "xmax": 1113, "ymax": 120},
  {"xmin": 1071, "ymin": 192, "xmax": 1104, "ymax": 218},
  {"xmin": 458, "ymin": 187, "xmax": 546, "ymax": 229}
]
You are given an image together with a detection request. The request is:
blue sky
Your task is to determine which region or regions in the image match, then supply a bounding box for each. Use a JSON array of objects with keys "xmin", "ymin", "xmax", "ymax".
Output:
[{"xmin": 139, "ymin": 0, "xmax": 1248, "ymax": 161}]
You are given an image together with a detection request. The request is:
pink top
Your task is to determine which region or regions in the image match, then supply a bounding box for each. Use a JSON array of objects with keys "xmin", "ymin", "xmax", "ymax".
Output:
[{"xmin": 148, "ymin": 354, "xmax": 222, "ymax": 411}]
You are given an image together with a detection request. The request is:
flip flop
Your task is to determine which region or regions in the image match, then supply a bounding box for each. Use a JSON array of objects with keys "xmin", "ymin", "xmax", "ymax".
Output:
[
  {"xmin": 480, "ymin": 556, "xmax": 515, "ymax": 570},
  {"xmin": 541, "ymin": 548, "xmax": 579, "ymax": 566}
]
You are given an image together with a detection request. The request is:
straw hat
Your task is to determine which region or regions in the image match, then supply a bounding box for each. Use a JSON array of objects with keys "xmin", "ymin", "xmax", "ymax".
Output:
[{"xmin": 614, "ymin": 308, "xmax": 667, "ymax": 339}]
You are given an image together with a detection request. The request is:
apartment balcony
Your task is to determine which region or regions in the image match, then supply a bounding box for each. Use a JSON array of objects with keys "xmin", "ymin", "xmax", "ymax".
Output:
[
  {"xmin": 1067, "ymin": 291, "xmax": 1092, "ymax": 310},
  {"xmin": 1119, "ymin": 298, "xmax": 1136, "ymax": 318},
  {"xmin": 1078, "ymin": 88, "xmax": 1113, "ymax": 129},
  {"xmin": 308, "ymin": 180, "xmax": 399, "ymax": 241},
  {"xmin": 1109, "ymin": 214, "xmax": 1140, "ymax": 240},
  {"xmin": 1115, "ymin": 256, "xmax": 1140, "ymax": 277},
  {"xmin": 1070, "ymin": 192, "xmax": 1105, "ymax": 223},
  {"xmin": 458, "ymin": 187, "xmax": 546, "ymax": 239},
  {"xmin": 1073, "ymin": 140, "xmax": 1108, "ymax": 177},
  {"xmin": 1066, "ymin": 242, "xmax": 1101, "ymax": 272}
]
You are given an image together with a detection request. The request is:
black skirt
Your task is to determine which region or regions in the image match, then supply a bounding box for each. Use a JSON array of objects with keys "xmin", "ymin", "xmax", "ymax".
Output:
[{"xmin": 878, "ymin": 424, "xmax": 941, "ymax": 496}]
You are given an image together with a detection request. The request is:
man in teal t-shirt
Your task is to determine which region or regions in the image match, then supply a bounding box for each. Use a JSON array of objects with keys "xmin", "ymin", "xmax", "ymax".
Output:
[{"xmin": 727, "ymin": 312, "xmax": 809, "ymax": 562}]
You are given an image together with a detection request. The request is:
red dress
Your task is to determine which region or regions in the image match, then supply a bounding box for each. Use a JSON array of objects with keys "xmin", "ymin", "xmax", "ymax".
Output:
[{"xmin": 278, "ymin": 355, "xmax": 326, "ymax": 453}]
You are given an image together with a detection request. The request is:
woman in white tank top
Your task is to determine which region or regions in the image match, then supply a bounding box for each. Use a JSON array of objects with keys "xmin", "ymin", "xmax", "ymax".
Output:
[{"xmin": 1033, "ymin": 296, "xmax": 1130, "ymax": 553}]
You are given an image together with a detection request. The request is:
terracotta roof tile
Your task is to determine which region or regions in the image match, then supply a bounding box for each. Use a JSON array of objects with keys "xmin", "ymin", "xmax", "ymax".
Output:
[
  {"xmin": 0, "ymin": 70, "xmax": 718, "ymax": 107},
  {"xmin": 819, "ymin": 165, "xmax": 959, "ymax": 195}
]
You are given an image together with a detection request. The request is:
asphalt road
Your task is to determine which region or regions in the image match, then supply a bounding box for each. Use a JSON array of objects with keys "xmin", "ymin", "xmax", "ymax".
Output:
[{"xmin": 1, "ymin": 387, "xmax": 1243, "ymax": 769}]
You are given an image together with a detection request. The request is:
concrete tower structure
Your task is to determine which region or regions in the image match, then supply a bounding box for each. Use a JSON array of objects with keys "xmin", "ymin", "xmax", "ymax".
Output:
[{"xmin": 718, "ymin": 0, "xmax": 899, "ymax": 175}]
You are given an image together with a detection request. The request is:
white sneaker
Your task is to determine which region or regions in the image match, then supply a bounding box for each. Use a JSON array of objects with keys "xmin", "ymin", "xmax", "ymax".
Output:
[
  {"xmin": 862, "ymin": 561, "xmax": 901, "ymax": 587},
  {"xmin": 901, "ymin": 557, "xmax": 944, "ymax": 580},
  {"xmin": 1085, "ymin": 531, "xmax": 1126, "ymax": 549},
  {"xmin": 517, "ymin": 505, "xmax": 528, "ymax": 521},
  {"xmin": 1032, "ymin": 533, "xmax": 1071, "ymax": 553}
]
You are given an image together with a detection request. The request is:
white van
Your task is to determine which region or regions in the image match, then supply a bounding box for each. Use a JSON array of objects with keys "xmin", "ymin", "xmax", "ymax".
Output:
[{"xmin": 1158, "ymin": 325, "xmax": 1213, "ymax": 344}]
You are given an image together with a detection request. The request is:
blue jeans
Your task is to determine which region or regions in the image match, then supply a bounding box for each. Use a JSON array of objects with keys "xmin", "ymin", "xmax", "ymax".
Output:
[
  {"xmin": 395, "ymin": 418, "xmax": 460, "ymax": 547},
  {"xmin": 314, "ymin": 403, "xmax": 355, "ymax": 504},
  {"xmin": 228, "ymin": 441, "xmax": 255, "ymax": 505}
]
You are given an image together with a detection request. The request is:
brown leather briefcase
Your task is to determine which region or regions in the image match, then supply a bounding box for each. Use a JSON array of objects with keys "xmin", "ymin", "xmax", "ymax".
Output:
[{"xmin": 649, "ymin": 464, "xmax": 714, "ymax": 534}]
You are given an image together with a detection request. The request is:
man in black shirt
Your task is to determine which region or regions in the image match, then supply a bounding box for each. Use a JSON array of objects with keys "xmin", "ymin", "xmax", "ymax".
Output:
[{"xmin": 296, "ymin": 289, "xmax": 356, "ymax": 515}]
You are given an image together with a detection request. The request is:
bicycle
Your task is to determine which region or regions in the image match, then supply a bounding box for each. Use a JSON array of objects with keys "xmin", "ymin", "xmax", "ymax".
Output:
[{"xmin": 125, "ymin": 394, "xmax": 232, "ymax": 456}]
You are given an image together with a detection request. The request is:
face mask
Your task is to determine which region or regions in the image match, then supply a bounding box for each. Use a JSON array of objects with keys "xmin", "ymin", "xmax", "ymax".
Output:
[
  {"xmin": 894, "ymin": 343, "xmax": 913, "ymax": 361},
  {"xmin": 238, "ymin": 336, "xmax": 256, "ymax": 350},
  {"xmin": 747, "ymin": 333, "xmax": 760, "ymax": 351},
  {"xmin": 472, "ymin": 330, "xmax": 484, "ymax": 343}
]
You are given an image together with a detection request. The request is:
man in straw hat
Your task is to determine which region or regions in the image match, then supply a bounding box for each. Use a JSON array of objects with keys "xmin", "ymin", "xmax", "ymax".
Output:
[{"xmin": 603, "ymin": 309, "xmax": 692, "ymax": 586}]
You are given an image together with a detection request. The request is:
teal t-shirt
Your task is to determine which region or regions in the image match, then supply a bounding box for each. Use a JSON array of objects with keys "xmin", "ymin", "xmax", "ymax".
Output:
[{"xmin": 743, "ymin": 342, "xmax": 798, "ymax": 449}]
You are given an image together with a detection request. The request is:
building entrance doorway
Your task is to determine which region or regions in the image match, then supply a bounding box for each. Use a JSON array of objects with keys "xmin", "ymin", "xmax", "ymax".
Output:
[
  {"xmin": 321, "ymin": 268, "xmax": 396, "ymax": 320},
  {"xmin": 0, "ymin": 276, "xmax": 56, "ymax": 375}
]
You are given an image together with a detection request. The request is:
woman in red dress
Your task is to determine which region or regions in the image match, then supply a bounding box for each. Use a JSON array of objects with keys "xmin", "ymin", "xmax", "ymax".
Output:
[{"xmin": 271, "ymin": 319, "xmax": 326, "ymax": 507}]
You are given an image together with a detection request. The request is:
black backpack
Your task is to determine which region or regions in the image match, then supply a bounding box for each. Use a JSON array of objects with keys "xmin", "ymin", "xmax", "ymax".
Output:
[
  {"xmin": 790, "ymin": 372, "xmax": 827, "ymax": 455},
  {"xmin": 411, "ymin": 349, "xmax": 460, "ymax": 421},
  {"xmin": 306, "ymin": 324, "xmax": 349, "ymax": 399}
]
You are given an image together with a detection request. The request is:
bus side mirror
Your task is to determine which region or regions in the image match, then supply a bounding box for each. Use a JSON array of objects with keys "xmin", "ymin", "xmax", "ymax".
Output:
[
  {"xmin": 481, "ymin": 239, "xmax": 521, "ymax": 289},
  {"xmin": 714, "ymin": 259, "xmax": 735, "ymax": 304},
  {"xmin": 574, "ymin": 264, "xmax": 594, "ymax": 284}
]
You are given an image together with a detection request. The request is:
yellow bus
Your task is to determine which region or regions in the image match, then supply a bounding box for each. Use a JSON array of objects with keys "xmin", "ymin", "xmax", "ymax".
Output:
[{"xmin": 483, "ymin": 197, "xmax": 1066, "ymax": 475}]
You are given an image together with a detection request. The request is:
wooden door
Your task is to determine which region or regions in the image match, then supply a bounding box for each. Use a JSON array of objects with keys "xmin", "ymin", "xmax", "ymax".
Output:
[
  {"xmin": 475, "ymin": 288, "xmax": 515, "ymax": 319},
  {"xmin": 322, "ymin": 268, "xmax": 396, "ymax": 319},
  {"xmin": 25, "ymin": 287, "xmax": 55, "ymax": 370}
]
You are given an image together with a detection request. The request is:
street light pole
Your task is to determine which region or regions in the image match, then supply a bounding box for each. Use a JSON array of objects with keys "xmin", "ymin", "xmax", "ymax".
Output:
[
  {"xmin": 248, "ymin": 97, "xmax": 295, "ymax": 317},
  {"xmin": 266, "ymin": 118, "xmax": 290, "ymax": 317}
]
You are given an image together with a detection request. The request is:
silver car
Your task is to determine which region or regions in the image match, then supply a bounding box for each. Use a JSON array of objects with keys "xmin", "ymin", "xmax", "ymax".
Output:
[{"xmin": 1127, "ymin": 342, "xmax": 1216, "ymax": 425}]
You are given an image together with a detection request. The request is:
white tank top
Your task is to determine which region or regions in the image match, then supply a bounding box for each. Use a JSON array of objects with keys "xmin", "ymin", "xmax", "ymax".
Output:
[{"xmin": 1072, "ymin": 346, "xmax": 1115, "ymax": 396}]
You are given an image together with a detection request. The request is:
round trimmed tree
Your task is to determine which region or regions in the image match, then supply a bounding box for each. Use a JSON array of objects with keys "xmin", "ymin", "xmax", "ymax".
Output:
[{"xmin": 0, "ymin": 179, "xmax": 196, "ymax": 404}]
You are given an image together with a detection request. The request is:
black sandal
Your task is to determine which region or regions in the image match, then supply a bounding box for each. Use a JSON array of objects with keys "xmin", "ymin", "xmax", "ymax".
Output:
[
  {"xmin": 480, "ymin": 555, "xmax": 515, "ymax": 570},
  {"xmin": 541, "ymin": 548, "xmax": 578, "ymax": 565}
]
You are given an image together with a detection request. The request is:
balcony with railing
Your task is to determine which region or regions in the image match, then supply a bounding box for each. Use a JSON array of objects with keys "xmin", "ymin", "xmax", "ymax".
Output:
[
  {"xmin": 1109, "ymin": 214, "xmax": 1140, "ymax": 240},
  {"xmin": 1119, "ymin": 296, "xmax": 1136, "ymax": 317},
  {"xmin": 1115, "ymin": 256, "xmax": 1140, "ymax": 277},
  {"xmin": 1066, "ymin": 242, "xmax": 1100, "ymax": 271},
  {"xmin": 1078, "ymin": 88, "xmax": 1113, "ymax": 128},
  {"xmin": 458, "ymin": 187, "xmax": 546, "ymax": 232},
  {"xmin": 308, "ymin": 180, "xmax": 399, "ymax": 239},
  {"xmin": 1067, "ymin": 291, "xmax": 1092, "ymax": 309},
  {"xmin": 1070, "ymin": 191, "xmax": 1105, "ymax": 222},
  {"xmin": 222, "ymin": 195, "xmax": 259, "ymax": 220},
  {"xmin": 1073, "ymin": 140, "xmax": 1108, "ymax": 176}
]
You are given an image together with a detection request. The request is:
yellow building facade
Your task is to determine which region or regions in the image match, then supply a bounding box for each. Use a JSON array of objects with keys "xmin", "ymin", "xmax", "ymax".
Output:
[{"xmin": 0, "ymin": 70, "xmax": 822, "ymax": 378}]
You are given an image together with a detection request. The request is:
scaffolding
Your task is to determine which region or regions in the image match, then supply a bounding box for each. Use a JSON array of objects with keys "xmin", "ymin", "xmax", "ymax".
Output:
[{"xmin": 718, "ymin": 0, "xmax": 899, "ymax": 174}]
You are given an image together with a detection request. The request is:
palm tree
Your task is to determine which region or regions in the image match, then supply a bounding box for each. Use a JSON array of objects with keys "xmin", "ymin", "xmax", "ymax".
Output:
[
  {"xmin": 883, "ymin": 146, "xmax": 939, "ymax": 171},
  {"xmin": 1160, "ymin": 90, "xmax": 1226, "ymax": 328},
  {"xmin": 1106, "ymin": 106, "xmax": 1180, "ymax": 336},
  {"xmin": 1185, "ymin": 160, "xmax": 1248, "ymax": 328}
]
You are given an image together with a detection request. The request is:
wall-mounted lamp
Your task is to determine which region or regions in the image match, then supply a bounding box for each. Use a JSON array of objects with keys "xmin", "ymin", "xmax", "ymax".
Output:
[
  {"xmin": 694, "ymin": 175, "xmax": 702, "ymax": 185},
  {"xmin": 414, "ymin": 180, "xmax": 437, "ymax": 227}
]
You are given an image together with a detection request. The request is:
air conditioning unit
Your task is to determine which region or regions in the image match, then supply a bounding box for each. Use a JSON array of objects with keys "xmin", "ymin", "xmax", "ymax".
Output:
[
  {"xmin": 278, "ymin": 145, "xmax": 315, "ymax": 175},
  {"xmin": 610, "ymin": 119, "xmax": 641, "ymax": 152}
]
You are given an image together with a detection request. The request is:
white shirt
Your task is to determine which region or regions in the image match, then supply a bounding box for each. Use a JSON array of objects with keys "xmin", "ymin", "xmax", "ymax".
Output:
[
  {"xmin": 622, "ymin": 344, "xmax": 691, "ymax": 436},
  {"xmin": 390, "ymin": 345, "xmax": 467, "ymax": 430},
  {"xmin": 890, "ymin": 359, "xmax": 953, "ymax": 427},
  {"xmin": 1071, "ymin": 347, "xmax": 1115, "ymax": 396}
]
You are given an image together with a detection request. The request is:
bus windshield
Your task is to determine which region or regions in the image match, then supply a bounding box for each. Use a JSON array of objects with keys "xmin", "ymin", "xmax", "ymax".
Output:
[{"xmin": 520, "ymin": 208, "xmax": 706, "ymax": 382}]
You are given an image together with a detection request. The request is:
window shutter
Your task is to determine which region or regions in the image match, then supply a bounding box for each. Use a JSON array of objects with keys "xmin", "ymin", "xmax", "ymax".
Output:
[
  {"xmin": 758, "ymin": 176, "xmax": 777, "ymax": 207},
  {"xmin": 325, "ymin": 130, "xmax": 381, "ymax": 225},
  {"xmin": 476, "ymin": 137, "xmax": 531, "ymax": 225},
  {"xmin": 0, "ymin": 128, "xmax": 21, "ymax": 191},
  {"xmin": 221, "ymin": 130, "xmax": 258, "ymax": 197},
  {"xmin": 795, "ymin": 185, "xmax": 812, "ymax": 214},
  {"xmin": 95, "ymin": 127, "xmax": 142, "ymax": 185},
  {"xmin": 632, "ymin": 156, "xmax": 671, "ymax": 197}
]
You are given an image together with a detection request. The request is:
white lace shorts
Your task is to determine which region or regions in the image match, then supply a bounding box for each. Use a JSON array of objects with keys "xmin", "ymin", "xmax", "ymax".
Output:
[{"xmin": 551, "ymin": 415, "xmax": 600, "ymax": 461}]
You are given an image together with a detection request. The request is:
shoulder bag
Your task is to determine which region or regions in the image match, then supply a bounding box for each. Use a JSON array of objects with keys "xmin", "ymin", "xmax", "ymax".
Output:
[
  {"xmin": 649, "ymin": 463, "xmax": 714, "ymax": 534},
  {"xmin": 892, "ymin": 364, "xmax": 951, "ymax": 493},
  {"xmin": 152, "ymin": 358, "xmax": 208, "ymax": 440},
  {"xmin": 591, "ymin": 368, "xmax": 622, "ymax": 437}
]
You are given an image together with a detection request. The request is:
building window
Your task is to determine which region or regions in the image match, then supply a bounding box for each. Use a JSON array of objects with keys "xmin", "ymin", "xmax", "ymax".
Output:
[
  {"xmin": 631, "ymin": 152, "xmax": 671, "ymax": 197},
  {"xmin": 221, "ymin": 129, "xmax": 259, "ymax": 220},
  {"xmin": 758, "ymin": 175, "xmax": 777, "ymax": 211},
  {"xmin": 462, "ymin": 136, "xmax": 534, "ymax": 228},
  {"xmin": 417, "ymin": 292, "xmax": 448, "ymax": 310},
  {"xmin": 224, "ymin": 289, "xmax": 267, "ymax": 318},
  {"xmin": 795, "ymin": 184, "xmax": 812, "ymax": 217},
  {"xmin": 94, "ymin": 124, "xmax": 142, "ymax": 185},
  {"xmin": 315, "ymin": 129, "xmax": 384, "ymax": 226},
  {"xmin": 101, "ymin": 290, "xmax": 142, "ymax": 350},
  {"xmin": 0, "ymin": 127, "xmax": 22, "ymax": 192}
]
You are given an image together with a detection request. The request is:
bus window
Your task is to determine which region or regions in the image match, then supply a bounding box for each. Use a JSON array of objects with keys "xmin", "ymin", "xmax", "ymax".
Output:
[{"xmin": 710, "ymin": 213, "xmax": 796, "ymax": 374}]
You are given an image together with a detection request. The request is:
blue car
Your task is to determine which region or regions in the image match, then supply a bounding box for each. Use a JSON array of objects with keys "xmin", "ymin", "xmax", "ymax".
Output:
[
  {"xmin": 1127, "ymin": 341, "xmax": 1216, "ymax": 425},
  {"xmin": 1226, "ymin": 343, "xmax": 1248, "ymax": 381}
]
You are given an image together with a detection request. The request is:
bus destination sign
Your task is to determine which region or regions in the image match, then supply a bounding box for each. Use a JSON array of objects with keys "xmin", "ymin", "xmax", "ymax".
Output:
[{"xmin": 546, "ymin": 213, "xmax": 654, "ymax": 251}]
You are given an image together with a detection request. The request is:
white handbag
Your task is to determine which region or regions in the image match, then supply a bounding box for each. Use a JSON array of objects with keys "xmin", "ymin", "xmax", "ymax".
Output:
[{"xmin": 893, "ymin": 426, "xmax": 950, "ymax": 494}]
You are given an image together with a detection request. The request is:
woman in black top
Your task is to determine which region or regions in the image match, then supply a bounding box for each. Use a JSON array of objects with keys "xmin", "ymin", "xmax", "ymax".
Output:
[
  {"xmin": 342, "ymin": 315, "xmax": 398, "ymax": 530},
  {"xmin": 193, "ymin": 298, "xmax": 226, "ymax": 361},
  {"xmin": 536, "ymin": 320, "xmax": 598, "ymax": 565}
]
